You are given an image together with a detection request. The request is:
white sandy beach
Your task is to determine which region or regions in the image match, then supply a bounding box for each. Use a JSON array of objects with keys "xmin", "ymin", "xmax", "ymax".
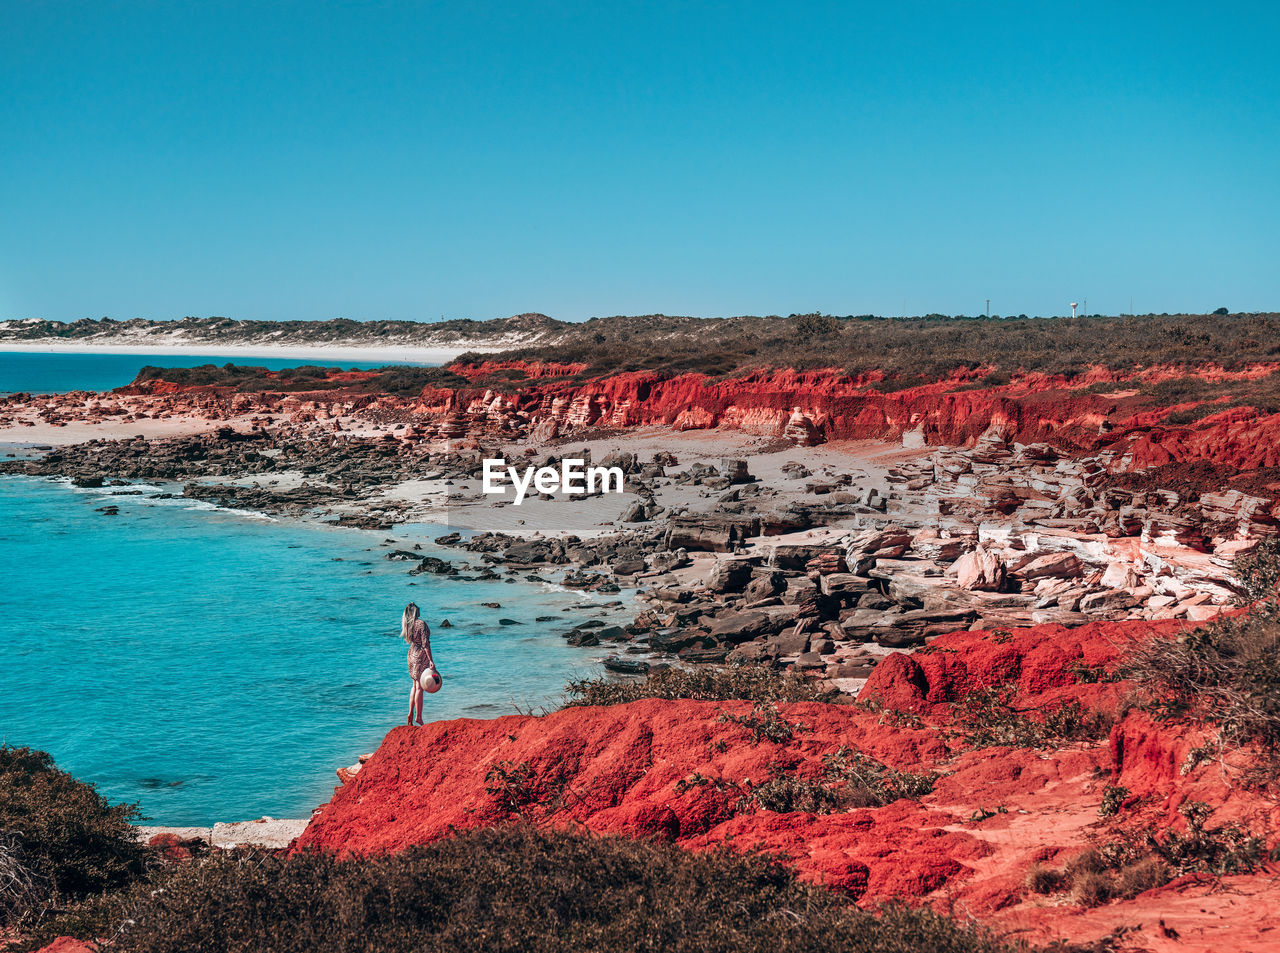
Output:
[{"xmin": 0, "ymin": 340, "xmax": 497, "ymax": 363}]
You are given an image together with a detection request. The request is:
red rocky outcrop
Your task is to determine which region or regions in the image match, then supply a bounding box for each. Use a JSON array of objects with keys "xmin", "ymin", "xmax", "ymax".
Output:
[
  {"xmin": 297, "ymin": 614, "xmax": 1280, "ymax": 951},
  {"xmin": 430, "ymin": 360, "xmax": 1280, "ymax": 470}
]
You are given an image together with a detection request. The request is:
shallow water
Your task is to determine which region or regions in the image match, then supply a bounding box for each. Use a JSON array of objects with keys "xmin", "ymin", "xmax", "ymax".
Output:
[
  {"xmin": 0, "ymin": 350, "xmax": 427, "ymax": 395},
  {"xmin": 0, "ymin": 474, "xmax": 617, "ymax": 825}
]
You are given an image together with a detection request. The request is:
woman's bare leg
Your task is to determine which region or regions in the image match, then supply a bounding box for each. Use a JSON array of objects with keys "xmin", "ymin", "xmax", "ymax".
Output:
[
  {"xmin": 415, "ymin": 682, "xmax": 425, "ymax": 724},
  {"xmin": 407, "ymin": 682, "xmax": 419, "ymax": 725}
]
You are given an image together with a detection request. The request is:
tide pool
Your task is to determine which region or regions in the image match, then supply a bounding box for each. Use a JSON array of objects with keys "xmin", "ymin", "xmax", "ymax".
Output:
[
  {"xmin": 0, "ymin": 473, "xmax": 616, "ymax": 825},
  {"xmin": 0, "ymin": 350, "xmax": 428, "ymax": 395}
]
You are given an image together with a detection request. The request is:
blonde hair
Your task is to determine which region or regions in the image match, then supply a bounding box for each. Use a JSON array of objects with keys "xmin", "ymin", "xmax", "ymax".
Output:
[{"xmin": 401, "ymin": 602, "xmax": 421, "ymax": 644}]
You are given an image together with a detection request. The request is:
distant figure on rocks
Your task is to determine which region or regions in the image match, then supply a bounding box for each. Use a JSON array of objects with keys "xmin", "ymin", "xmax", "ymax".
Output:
[{"xmin": 402, "ymin": 602, "xmax": 439, "ymax": 726}]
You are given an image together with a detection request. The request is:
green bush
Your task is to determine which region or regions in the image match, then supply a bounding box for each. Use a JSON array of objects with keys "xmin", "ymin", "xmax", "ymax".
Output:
[
  {"xmin": 563, "ymin": 663, "xmax": 838, "ymax": 707},
  {"xmin": 1036, "ymin": 801, "xmax": 1271, "ymax": 907},
  {"xmin": 791, "ymin": 313, "xmax": 841, "ymax": 337},
  {"xmin": 1098, "ymin": 785, "xmax": 1129, "ymax": 818},
  {"xmin": 717, "ymin": 702, "xmax": 810, "ymax": 744},
  {"xmin": 0, "ymin": 746, "xmax": 147, "ymax": 925},
  {"xmin": 129, "ymin": 363, "xmax": 471, "ymax": 396},
  {"xmin": 1234, "ymin": 539, "xmax": 1280, "ymax": 604},
  {"xmin": 1124, "ymin": 607, "xmax": 1280, "ymax": 754},
  {"xmin": 489, "ymin": 312, "xmax": 1280, "ymax": 383},
  {"xmin": 947, "ymin": 685, "xmax": 1109, "ymax": 749},
  {"xmin": 744, "ymin": 747, "xmax": 936, "ymax": 815},
  {"xmin": 60, "ymin": 826, "xmax": 1028, "ymax": 953}
]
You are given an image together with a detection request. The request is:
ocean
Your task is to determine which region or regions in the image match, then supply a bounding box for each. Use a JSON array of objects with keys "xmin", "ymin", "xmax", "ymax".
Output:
[
  {"xmin": 0, "ymin": 351, "xmax": 620, "ymax": 826},
  {"xmin": 0, "ymin": 349, "xmax": 424, "ymax": 395}
]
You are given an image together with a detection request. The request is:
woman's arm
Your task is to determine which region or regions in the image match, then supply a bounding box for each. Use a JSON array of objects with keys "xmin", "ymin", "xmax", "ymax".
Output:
[{"xmin": 419, "ymin": 623, "xmax": 434, "ymax": 667}]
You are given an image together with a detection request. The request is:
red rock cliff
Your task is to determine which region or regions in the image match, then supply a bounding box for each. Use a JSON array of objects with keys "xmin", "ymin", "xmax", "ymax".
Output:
[
  {"xmin": 433, "ymin": 361, "xmax": 1280, "ymax": 469},
  {"xmin": 297, "ymin": 616, "xmax": 1280, "ymax": 951}
]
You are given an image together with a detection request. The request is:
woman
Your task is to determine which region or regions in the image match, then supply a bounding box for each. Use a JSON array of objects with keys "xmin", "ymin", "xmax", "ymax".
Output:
[{"xmin": 402, "ymin": 602, "xmax": 435, "ymax": 726}]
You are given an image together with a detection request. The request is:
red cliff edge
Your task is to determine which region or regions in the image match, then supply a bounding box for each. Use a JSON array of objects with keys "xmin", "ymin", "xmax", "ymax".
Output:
[{"xmin": 296, "ymin": 617, "xmax": 1280, "ymax": 953}]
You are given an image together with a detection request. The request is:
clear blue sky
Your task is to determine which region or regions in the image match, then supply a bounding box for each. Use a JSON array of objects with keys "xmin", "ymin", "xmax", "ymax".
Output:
[{"xmin": 3, "ymin": 1, "xmax": 1277, "ymax": 322}]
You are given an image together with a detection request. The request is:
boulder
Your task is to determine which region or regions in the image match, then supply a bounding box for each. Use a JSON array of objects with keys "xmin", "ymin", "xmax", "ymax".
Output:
[
  {"xmin": 768, "ymin": 542, "xmax": 838, "ymax": 571},
  {"xmin": 844, "ymin": 527, "xmax": 913, "ymax": 574},
  {"xmin": 410, "ymin": 556, "xmax": 458, "ymax": 576},
  {"xmin": 951, "ymin": 550, "xmax": 1006, "ymax": 591},
  {"xmin": 827, "ymin": 659, "xmax": 876, "ymax": 679},
  {"xmin": 1079, "ymin": 589, "xmax": 1139, "ymax": 614},
  {"xmin": 667, "ymin": 515, "xmax": 760, "ymax": 553},
  {"xmin": 783, "ymin": 408, "xmax": 822, "ymax": 446},
  {"xmin": 766, "ymin": 629, "xmax": 810, "ymax": 657},
  {"xmin": 620, "ymin": 500, "xmax": 648, "ymax": 523},
  {"xmin": 744, "ymin": 571, "xmax": 786, "ymax": 601},
  {"xmin": 1012, "ymin": 551, "xmax": 1083, "ymax": 581},
  {"xmin": 646, "ymin": 549, "xmax": 691, "ymax": 573},
  {"xmin": 611, "ymin": 556, "xmax": 647, "ymax": 576},
  {"xmin": 794, "ymin": 651, "xmax": 826, "ymax": 670},
  {"xmin": 820, "ymin": 573, "xmax": 872, "ymax": 600},
  {"xmin": 706, "ymin": 611, "xmax": 774, "ymax": 644},
  {"xmin": 719, "ymin": 458, "xmax": 754, "ymax": 485},
  {"xmin": 706, "ymin": 558, "xmax": 754, "ymax": 594},
  {"xmin": 648, "ymin": 628, "xmax": 705, "ymax": 652}
]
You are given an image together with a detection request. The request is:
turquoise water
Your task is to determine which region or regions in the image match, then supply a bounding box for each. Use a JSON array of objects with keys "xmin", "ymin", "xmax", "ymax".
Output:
[
  {"xmin": 0, "ymin": 473, "xmax": 617, "ymax": 825},
  {"xmin": 0, "ymin": 351, "xmax": 427, "ymax": 395}
]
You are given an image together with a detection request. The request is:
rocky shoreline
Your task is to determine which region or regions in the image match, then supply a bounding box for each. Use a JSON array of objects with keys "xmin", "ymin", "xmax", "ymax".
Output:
[{"xmin": 3, "ymin": 367, "xmax": 1273, "ymax": 697}]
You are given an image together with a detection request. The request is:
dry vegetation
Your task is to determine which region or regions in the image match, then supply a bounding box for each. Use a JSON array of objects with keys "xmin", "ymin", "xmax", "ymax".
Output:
[
  {"xmin": 7, "ymin": 822, "xmax": 1049, "ymax": 953},
  {"xmin": 1027, "ymin": 801, "xmax": 1273, "ymax": 907},
  {"xmin": 13, "ymin": 312, "xmax": 1280, "ymax": 392},
  {"xmin": 0, "ymin": 746, "xmax": 147, "ymax": 932},
  {"xmin": 479, "ymin": 312, "xmax": 1280, "ymax": 385},
  {"xmin": 1124, "ymin": 540, "xmax": 1280, "ymax": 760},
  {"xmin": 129, "ymin": 363, "xmax": 471, "ymax": 396},
  {"xmin": 562, "ymin": 663, "xmax": 839, "ymax": 707},
  {"xmin": 947, "ymin": 684, "xmax": 1111, "ymax": 750}
]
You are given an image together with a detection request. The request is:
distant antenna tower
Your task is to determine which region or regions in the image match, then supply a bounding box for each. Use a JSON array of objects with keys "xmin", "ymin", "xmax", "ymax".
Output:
[{"xmin": 1070, "ymin": 302, "xmax": 1079, "ymax": 318}]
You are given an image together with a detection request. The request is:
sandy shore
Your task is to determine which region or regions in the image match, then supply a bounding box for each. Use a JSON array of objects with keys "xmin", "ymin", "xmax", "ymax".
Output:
[
  {"xmin": 0, "ymin": 340, "xmax": 495, "ymax": 363},
  {"xmin": 0, "ymin": 407, "xmax": 268, "ymax": 446}
]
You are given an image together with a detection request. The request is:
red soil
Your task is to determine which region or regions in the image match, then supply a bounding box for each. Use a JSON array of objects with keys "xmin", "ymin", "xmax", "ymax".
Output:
[
  {"xmin": 296, "ymin": 617, "xmax": 1280, "ymax": 952},
  {"xmin": 31, "ymin": 940, "xmax": 91, "ymax": 953}
]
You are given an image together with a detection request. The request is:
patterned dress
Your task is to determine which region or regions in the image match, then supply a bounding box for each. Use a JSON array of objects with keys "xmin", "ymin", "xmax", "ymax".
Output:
[{"xmin": 407, "ymin": 619, "xmax": 432, "ymax": 681}]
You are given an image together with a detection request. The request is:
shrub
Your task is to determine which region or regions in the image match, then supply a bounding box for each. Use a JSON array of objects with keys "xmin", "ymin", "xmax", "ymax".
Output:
[
  {"xmin": 1234, "ymin": 539, "xmax": 1280, "ymax": 604},
  {"xmin": 0, "ymin": 746, "xmax": 147, "ymax": 925},
  {"xmin": 1023, "ymin": 862, "xmax": 1067, "ymax": 895},
  {"xmin": 1124, "ymin": 608, "xmax": 1280, "ymax": 754},
  {"xmin": 739, "ymin": 747, "xmax": 936, "ymax": 816},
  {"xmin": 1067, "ymin": 661, "xmax": 1119, "ymax": 684},
  {"xmin": 746, "ymin": 770, "xmax": 846, "ymax": 814},
  {"xmin": 1043, "ymin": 801, "xmax": 1270, "ymax": 907},
  {"xmin": 0, "ymin": 832, "xmax": 42, "ymax": 925},
  {"xmin": 484, "ymin": 761, "xmax": 546, "ymax": 816},
  {"xmin": 41, "ymin": 826, "xmax": 1027, "ymax": 953},
  {"xmin": 948, "ymin": 685, "xmax": 1109, "ymax": 749},
  {"xmin": 791, "ymin": 313, "xmax": 841, "ymax": 337},
  {"xmin": 562, "ymin": 663, "xmax": 838, "ymax": 708},
  {"xmin": 1098, "ymin": 785, "xmax": 1129, "ymax": 818},
  {"xmin": 717, "ymin": 703, "xmax": 809, "ymax": 744}
]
